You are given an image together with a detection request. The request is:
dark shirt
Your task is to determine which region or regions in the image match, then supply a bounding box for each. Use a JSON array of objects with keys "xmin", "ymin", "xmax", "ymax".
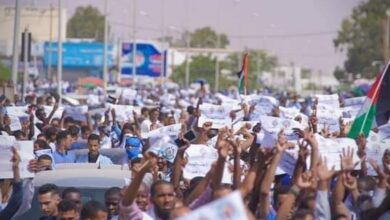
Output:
[
  {"xmin": 88, "ymin": 153, "xmax": 99, "ymax": 163},
  {"xmin": 0, "ymin": 181, "xmax": 23, "ymax": 220}
]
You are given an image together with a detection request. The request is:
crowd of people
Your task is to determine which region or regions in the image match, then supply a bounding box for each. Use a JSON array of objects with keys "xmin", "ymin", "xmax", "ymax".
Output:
[{"xmin": 0, "ymin": 82, "xmax": 390, "ymax": 220}]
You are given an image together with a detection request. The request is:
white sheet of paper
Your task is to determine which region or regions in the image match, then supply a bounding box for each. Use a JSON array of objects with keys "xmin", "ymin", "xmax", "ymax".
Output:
[
  {"xmin": 0, "ymin": 137, "xmax": 34, "ymax": 179},
  {"xmin": 109, "ymin": 104, "xmax": 135, "ymax": 122},
  {"xmin": 183, "ymin": 144, "xmax": 218, "ymax": 180},
  {"xmin": 365, "ymin": 132, "xmax": 390, "ymax": 176},
  {"xmin": 177, "ymin": 191, "xmax": 248, "ymax": 220},
  {"xmin": 198, "ymin": 104, "xmax": 233, "ymax": 129},
  {"xmin": 8, "ymin": 114, "xmax": 22, "ymax": 131},
  {"xmin": 315, "ymin": 94, "xmax": 340, "ymax": 107},
  {"xmin": 145, "ymin": 123, "xmax": 182, "ymax": 139},
  {"xmin": 64, "ymin": 105, "xmax": 88, "ymax": 121},
  {"xmin": 43, "ymin": 105, "xmax": 64, "ymax": 119},
  {"xmin": 378, "ymin": 124, "xmax": 390, "ymax": 140},
  {"xmin": 343, "ymin": 96, "xmax": 365, "ymax": 107},
  {"xmin": 316, "ymin": 108, "xmax": 342, "ymax": 133},
  {"xmin": 6, "ymin": 106, "xmax": 28, "ymax": 117},
  {"xmin": 310, "ymin": 134, "xmax": 360, "ymax": 171}
]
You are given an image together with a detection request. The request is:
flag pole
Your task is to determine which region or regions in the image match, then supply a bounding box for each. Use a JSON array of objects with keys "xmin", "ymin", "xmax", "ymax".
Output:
[{"xmin": 358, "ymin": 60, "xmax": 390, "ymax": 135}]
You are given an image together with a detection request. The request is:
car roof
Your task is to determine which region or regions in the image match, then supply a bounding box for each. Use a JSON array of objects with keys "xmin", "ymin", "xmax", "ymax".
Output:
[{"xmin": 33, "ymin": 168, "xmax": 131, "ymax": 188}]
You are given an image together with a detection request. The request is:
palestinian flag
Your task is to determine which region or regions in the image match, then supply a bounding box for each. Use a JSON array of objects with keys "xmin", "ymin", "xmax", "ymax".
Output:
[
  {"xmin": 348, "ymin": 62, "xmax": 390, "ymax": 139},
  {"xmin": 237, "ymin": 53, "xmax": 249, "ymax": 94}
]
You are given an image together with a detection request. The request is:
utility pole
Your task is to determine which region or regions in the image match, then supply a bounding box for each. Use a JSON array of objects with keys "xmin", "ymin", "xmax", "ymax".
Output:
[
  {"xmin": 185, "ymin": 33, "xmax": 190, "ymax": 88},
  {"xmin": 384, "ymin": 9, "xmax": 390, "ymax": 62},
  {"xmin": 11, "ymin": 0, "xmax": 21, "ymax": 90},
  {"xmin": 103, "ymin": 0, "xmax": 108, "ymax": 92},
  {"xmin": 214, "ymin": 0, "xmax": 221, "ymax": 92},
  {"xmin": 48, "ymin": 4, "xmax": 53, "ymax": 84},
  {"xmin": 131, "ymin": 0, "xmax": 137, "ymax": 89},
  {"xmin": 57, "ymin": 0, "xmax": 63, "ymax": 104},
  {"xmin": 160, "ymin": 0, "xmax": 166, "ymax": 88},
  {"xmin": 184, "ymin": 0, "xmax": 190, "ymax": 88},
  {"xmin": 22, "ymin": 28, "xmax": 30, "ymax": 99}
]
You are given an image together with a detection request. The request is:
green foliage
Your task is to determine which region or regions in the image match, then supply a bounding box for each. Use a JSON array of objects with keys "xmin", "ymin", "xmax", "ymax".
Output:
[
  {"xmin": 333, "ymin": 66, "xmax": 347, "ymax": 82},
  {"xmin": 170, "ymin": 54, "xmax": 233, "ymax": 90},
  {"xmin": 0, "ymin": 63, "xmax": 11, "ymax": 82},
  {"xmin": 162, "ymin": 27, "xmax": 229, "ymax": 48},
  {"xmin": 334, "ymin": 0, "xmax": 390, "ymax": 79},
  {"xmin": 189, "ymin": 27, "xmax": 229, "ymax": 48},
  {"xmin": 67, "ymin": 6, "xmax": 107, "ymax": 42}
]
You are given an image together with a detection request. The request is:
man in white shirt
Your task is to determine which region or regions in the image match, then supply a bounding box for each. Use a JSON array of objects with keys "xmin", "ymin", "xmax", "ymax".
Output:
[
  {"xmin": 140, "ymin": 108, "xmax": 162, "ymax": 138},
  {"xmin": 76, "ymin": 134, "xmax": 113, "ymax": 165}
]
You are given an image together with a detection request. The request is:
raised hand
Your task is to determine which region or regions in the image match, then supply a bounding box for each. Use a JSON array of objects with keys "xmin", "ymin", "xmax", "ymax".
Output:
[
  {"xmin": 317, "ymin": 156, "xmax": 336, "ymax": 181},
  {"xmin": 297, "ymin": 139, "xmax": 309, "ymax": 162},
  {"xmin": 303, "ymin": 127, "xmax": 318, "ymax": 147},
  {"xmin": 297, "ymin": 171, "xmax": 314, "ymax": 189},
  {"xmin": 276, "ymin": 129, "xmax": 287, "ymax": 153},
  {"xmin": 356, "ymin": 134, "xmax": 367, "ymax": 158},
  {"xmin": 10, "ymin": 147, "xmax": 20, "ymax": 168},
  {"xmin": 368, "ymin": 159, "xmax": 389, "ymax": 189},
  {"xmin": 339, "ymin": 146, "xmax": 357, "ymax": 171},
  {"xmin": 342, "ymin": 172, "xmax": 357, "ymax": 191}
]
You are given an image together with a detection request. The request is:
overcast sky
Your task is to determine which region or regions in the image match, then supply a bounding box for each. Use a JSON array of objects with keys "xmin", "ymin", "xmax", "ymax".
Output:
[{"xmin": 1, "ymin": 0, "xmax": 364, "ymax": 75}]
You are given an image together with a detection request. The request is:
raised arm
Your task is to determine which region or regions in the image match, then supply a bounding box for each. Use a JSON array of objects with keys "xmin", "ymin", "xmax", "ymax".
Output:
[
  {"xmin": 27, "ymin": 112, "xmax": 34, "ymax": 140},
  {"xmin": 260, "ymin": 130, "xmax": 286, "ymax": 195},
  {"xmin": 45, "ymin": 102, "xmax": 58, "ymax": 124},
  {"xmin": 122, "ymin": 158, "xmax": 155, "ymax": 206},
  {"xmin": 211, "ymin": 127, "xmax": 229, "ymax": 190},
  {"xmin": 276, "ymin": 172, "xmax": 313, "ymax": 220}
]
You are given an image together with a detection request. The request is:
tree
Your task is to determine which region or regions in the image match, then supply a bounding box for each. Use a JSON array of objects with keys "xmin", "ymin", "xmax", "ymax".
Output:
[
  {"xmin": 170, "ymin": 54, "xmax": 233, "ymax": 90},
  {"xmin": 334, "ymin": 0, "xmax": 390, "ymax": 79},
  {"xmin": 67, "ymin": 6, "xmax": 107, "ymax": 42},
  {"xmin": 189, "ymin": 27, "xmax": 229, "ymax": 48},
  {"xmin": 223, "ymin": 50, "xmax": 278, "ymax": 90},
  {"xmin": 0, "ymin": 63, "xmax": 11, "ymax": 83}
]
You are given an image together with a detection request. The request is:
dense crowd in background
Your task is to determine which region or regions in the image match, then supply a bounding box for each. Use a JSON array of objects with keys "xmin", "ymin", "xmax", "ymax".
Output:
[{"xmin": 0, "ymin": 81, "xmax": 390, "ymax": 220}]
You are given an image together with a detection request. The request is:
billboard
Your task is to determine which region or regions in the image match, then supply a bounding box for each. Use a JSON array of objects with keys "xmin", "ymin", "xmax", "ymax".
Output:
[
  {"xmin": 43, "ymin": 42, "xmax": 114, "ymax": 68},
  {"xmin": 121, "ymin": 42, "xmax": 162, "ymax": 77}
]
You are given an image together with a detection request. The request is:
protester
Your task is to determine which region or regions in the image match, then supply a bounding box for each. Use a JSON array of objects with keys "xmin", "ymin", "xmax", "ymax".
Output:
[{"xmin": 2, "ymin": 75, "xmax": 390, "ymax": 220}]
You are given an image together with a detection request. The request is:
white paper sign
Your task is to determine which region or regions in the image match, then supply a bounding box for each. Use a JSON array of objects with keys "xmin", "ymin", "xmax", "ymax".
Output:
[
  {"xmin": 183, "ymin": 144, "xmax": 218, "ymax": 179},
  {"xmin": 6, "ymin": 106, "xmax": 28, "ymax": 117},
  {"xmin": 311, "ymin": 134, "xmax": 360, "ymax": 171},
  {"xmin": 43, "ymin": 105, "xmax": 64, "ymax": 119},
  {"xmin": 378, "ymin": 124, "xmax": 390, "ymax": 140},
  {"xmin": 8, "ymin": 115, "xmax": 22, "ymax": 131},
  {"xmin": 64, "ymin": 105, "xmax": 88, "ymax": 121},
  {"xmin": 145, "ymin": 123, "xmax": 182, "ymax": 140},
  {"xmin": 343, "ymin": 96, "xmax": 365, "ymax": 107},
  {"xmin": 316, "ymin": 108, "xmax": 342, "ymax": 133},
  {"xmin": 147, "ymin": 137, "xmax": 178, "ymax": 163},
  {"xmin": 198, "ymin": 104, "xmax": 233, "ymax": 129},
  {"xmin": 365, "ymin": 132, "xmax": 390, "ymax": 175},
  {"xmin": 315, "ymin": 94, "xmax": 340, "ymax": 107},
  {"xmin": 109, "ymin": 104, "xmax": 135, "ymax": 122},
  {"xmin": 178, "ymin": 191, "xmax": 248, "ymax": 220},
  {"xmin": 0, "ymin": 137, "xmax": 35, "ymax": 179}
]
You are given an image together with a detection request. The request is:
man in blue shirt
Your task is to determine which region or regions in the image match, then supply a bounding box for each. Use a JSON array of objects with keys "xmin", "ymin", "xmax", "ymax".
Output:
[{"xmin": 53, "ymin": 130, "xmax": 76, "ymax": 164}]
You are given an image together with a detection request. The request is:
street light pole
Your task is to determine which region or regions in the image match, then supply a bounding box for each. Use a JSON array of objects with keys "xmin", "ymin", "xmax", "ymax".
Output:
[
  {"xmin": 11, "ymin": 0, "xmax": 21, "ymax": 89},
  {"xmin": 214, "ymin": 0, "xmax": 221, "ymax": 92},
  {"xmin": 57, "ymin": 0, "xmax": 63, "ymax": 103},
  {"xmin": 385, "ymin": 9, "xmax": 390, "ymax": 62},
  {"xmin": 131, "ymin": 0, "xmax": 137, "ymax": 89},
  {"xmin": 160, "ymin": 0, "xmax": 165, "ymax": 87},
  {"xmin": 184, "ymin": 0, "xmax": 190, "ymax": 88},
  {"xmin": 103, "ymin": 0, "xmax": 108, "ymax": 92}
]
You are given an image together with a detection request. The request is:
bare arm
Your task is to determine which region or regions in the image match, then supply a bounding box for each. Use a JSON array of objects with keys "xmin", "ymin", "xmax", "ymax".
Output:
[
  {"xmin": 122, "ymin": 159, "xmax": 155, "ymax": 206},
  {"xmin": 277, "ymin": 172, "xmax": 313, "ymax": 220}
]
